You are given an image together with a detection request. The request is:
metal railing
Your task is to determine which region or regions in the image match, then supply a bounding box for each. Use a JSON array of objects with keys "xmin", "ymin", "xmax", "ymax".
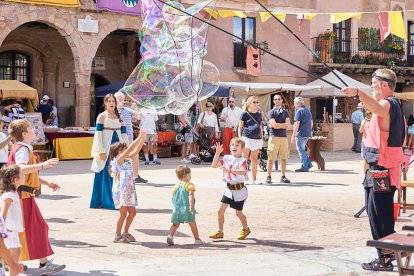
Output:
[{"xmin": 311, "ymin": 37, "xmax": 409, "ymax": 66}]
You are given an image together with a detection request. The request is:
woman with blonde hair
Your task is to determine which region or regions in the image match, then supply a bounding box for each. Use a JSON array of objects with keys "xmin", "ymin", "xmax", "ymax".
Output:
[{"xmin": 238, "ymin": 96, "xmax": 263, "ymax": 184}]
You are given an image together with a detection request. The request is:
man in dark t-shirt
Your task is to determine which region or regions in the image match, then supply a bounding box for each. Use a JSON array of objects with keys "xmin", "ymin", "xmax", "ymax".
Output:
[
  {"xmin": 266, "ymin": 93, "xmax": 291, "ymax": 184},
  {"xmin": 37, "ymin": 95, "xmax": 54, "ymax": 124}
]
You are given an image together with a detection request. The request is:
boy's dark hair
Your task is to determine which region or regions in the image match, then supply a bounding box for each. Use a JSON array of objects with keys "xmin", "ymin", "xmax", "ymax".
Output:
[
  {"xmin": 0, "ymin": 164, "xmax": 20, "ymax": 194},
  {"xmin": 176, "ymin": 164, "xmax": 191, "ymax": 180},
  {"xmin": 110, "ymin": 142, "xmax": 128, "ymax": 160},
  {"xmin": 8, "ymin": 119, "xmax": 30, "ymax": 141}
]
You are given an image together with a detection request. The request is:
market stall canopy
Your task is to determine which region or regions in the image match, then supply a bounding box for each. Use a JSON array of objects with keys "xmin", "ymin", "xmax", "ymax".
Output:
[
  {"xmin": 394, "ymin": 92, "xmax": 414, "ymax": 101},
  {"xmin": 219, "ymin": 81, "xmax": 323, "ymax": 95},
  {"xmin": 0, "ymin": 80, "xmax": 39, "ymax": 107},
  {"xmin": 300, "ymin": 69, "xmax": 372, "ymax": 98}
]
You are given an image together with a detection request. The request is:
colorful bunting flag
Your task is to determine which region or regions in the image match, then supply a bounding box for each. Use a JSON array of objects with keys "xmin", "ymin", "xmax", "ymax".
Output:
[
  {"xmin": 377, "ymin": 11, "xmax": 407, "ymax": 41},
  {"xmin": 259, "ymin": 12, "xmax": 286, "ymax": 23},
  {"xmin": 330, "ymin": 13, "xmax": 362, "ymax": 24},
  {"xmin": 218, "ymin": 10, "xmax": 246, "ymax": 18},
  {"xmin": 203, "ymin": 8, "xmax": 219, "ymax": 20},
  {"xmin": 96, "ymin": 0, "xmax": 141, "ymax": 16},
  {"xmin": 4, "ymin": 0, "xmax": 80, "ymax": 7},
  {"xmin": 378, "ymin": 12, "xmax": 390, "ymax": 41}
]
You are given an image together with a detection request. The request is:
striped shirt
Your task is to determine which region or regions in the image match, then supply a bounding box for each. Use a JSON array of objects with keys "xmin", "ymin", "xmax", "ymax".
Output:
[{"xmin": 118, "ymin": 107, "xmax": 136, "ymax": 139}]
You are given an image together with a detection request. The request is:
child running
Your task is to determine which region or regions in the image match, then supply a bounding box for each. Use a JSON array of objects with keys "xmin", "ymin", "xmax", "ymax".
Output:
[
  {"xmin": 210, "ymin": 138, "xmax": 251, "ymax": 240},
  {"xmin": 167, "ymin": 164, "xmax": 202, "ymax": 245},
  {"xmin": 110, "ymin": 130, "xmax": 146, "ymax": 243},
  {"xmin": 0, "ymin": 165, "xmax": 24, "ymax": 266},
  {"xmin": 7, "ymin": 119, "xmax": 65, "ymax": 274}
]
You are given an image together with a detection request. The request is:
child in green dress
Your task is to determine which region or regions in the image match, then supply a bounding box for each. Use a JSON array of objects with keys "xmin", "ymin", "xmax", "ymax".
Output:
[{"xmin": 167, "ymin": 164, "xmax": 202, "ymax": 245}]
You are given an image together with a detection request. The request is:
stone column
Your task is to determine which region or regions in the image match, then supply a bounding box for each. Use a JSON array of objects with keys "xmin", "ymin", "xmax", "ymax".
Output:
[
  {"xmin": 74, "ymin": 71, "xmax": 91, "ymax": 127},
  {"xmin": 42, "ymin": 58, "xmax": 58, "ymax": 101}
]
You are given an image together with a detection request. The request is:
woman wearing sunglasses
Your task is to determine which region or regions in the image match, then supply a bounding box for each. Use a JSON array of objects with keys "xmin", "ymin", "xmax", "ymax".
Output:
[{"xmin": 238, "ymin": 96, "xmax": 263, "ymax": 184}]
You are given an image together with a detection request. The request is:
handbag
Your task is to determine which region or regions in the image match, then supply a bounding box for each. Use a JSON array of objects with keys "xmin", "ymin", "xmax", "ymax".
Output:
[{"xmin": 369, "ymin": 169, "xmax": 391, "ymax": 193}]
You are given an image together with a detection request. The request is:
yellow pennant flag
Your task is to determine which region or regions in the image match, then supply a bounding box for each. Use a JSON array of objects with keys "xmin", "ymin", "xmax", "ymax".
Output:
[
  {"xmin": 330, "ymin": 13, "xmax": 362, "ymax": 24},
  {"xmin": 389, "ymin": 11, "xmax": 407, "ymax": 41},
  {"xmin": 203, "ymin": 8, "xmax": 219, "ymax": 20},
  {"xmin": 259, "ymin": 12, "xmax": 286, "ymax": 23},
  {"xmin": 304, "ymin": 13, "xmax": 317, "ymax": 20},
  {"xmin": 218, "ymin": 10, "xmax": 246, "ymax": 18},
  {"xmin": 4, "ymin": 0, "xmax": 80, "ymax": 7}
]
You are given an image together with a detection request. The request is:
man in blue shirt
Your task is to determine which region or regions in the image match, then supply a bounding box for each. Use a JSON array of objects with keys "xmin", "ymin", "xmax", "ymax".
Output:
[
  {"xmin": 291, "ymin": 97, "xmax": 312, "ymax": 172},
  {"xmin": 266, "ymin": 93, "xmax": 291, "ymax": 184},
  {"xmin": 351, "ymin": 103, "xmax": 364, "ymax": 153}
]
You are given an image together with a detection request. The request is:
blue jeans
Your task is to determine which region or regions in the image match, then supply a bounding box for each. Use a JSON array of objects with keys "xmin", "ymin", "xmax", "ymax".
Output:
[{"xmin": 295, "ymin": 136, "xmax": 312, "ymax": 170}]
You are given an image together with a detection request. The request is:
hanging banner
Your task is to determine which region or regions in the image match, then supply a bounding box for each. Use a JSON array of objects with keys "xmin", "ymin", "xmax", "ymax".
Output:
[
  {"xmin": 330, "ymin": 13, "xmax": 362, "ymax": 24},
  {"xmin": 96, "ymin": 0, "xmax": 141, "ymax": 16},
  {"xmin": 246, "ymin": 45, "xmax": 261, "ymax": 77},
  {"xmin": 4, "ymin": 0, "xmax": 80, "ymax": 7},
  {"xmin": 389, "ymin": 11, "xmax": 407, "ymax": 41},
  {"xmin": 378, "ymin": 12, "xmax": 390, "ymax": 41},
  {"xmin": 259, "ymin": 12, "xmax": 286, "ymax": 23}
]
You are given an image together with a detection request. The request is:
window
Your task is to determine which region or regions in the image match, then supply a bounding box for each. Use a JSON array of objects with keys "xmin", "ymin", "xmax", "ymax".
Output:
[
  {"xmin": 0, "ymin": 52, "xmax": 30, "ymax": 84},
  {"xmin": 333, "ymin": 19, "xmax": 351, "ymax": 62},
  {"xmin": 233, "ymin": 17, "xmax": 256, "ymax": 68}
]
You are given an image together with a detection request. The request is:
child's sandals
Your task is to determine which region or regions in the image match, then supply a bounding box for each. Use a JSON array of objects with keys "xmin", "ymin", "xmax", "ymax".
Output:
[
  {"xmin": 122, "ymin": 232, "xmax": 136, "ymax": 242},
  {"xmin": 113, "ymin": 234, "xmax": 128, "ymax": 243}
]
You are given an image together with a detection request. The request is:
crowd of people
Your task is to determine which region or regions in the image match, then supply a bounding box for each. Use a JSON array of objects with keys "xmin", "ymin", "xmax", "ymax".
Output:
[{"xmin": 0, "ymin": 68, "xmax": 408, "ymax": 274}]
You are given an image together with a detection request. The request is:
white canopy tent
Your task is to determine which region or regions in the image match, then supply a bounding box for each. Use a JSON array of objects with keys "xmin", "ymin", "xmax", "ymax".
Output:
[
  {"xmin": 218, "ymin": 81, "xmax": 323, "ymax": 111},
  {"xmin": 300, "ymin": 69, "xmax": 372, "ymax": 98},
  {"xmin": 300, "ymin": 70, "xmax": 372, "ymax": 123}
]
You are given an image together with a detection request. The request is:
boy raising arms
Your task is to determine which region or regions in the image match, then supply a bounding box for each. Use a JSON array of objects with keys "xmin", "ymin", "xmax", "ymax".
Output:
[{"xmin": 210, "ymin": 138, "xmax": 251, "ymax": 240}]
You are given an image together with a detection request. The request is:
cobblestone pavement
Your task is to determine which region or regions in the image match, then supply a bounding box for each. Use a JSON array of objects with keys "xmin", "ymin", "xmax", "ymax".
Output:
[{"xmin": 21, "ymin": 151, "xmax": 413, "ymax": 275}]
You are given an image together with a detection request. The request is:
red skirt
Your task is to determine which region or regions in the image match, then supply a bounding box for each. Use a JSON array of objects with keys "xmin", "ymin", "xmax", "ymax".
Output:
[{"xmin": 19, "ymin": 193, "xmax": 53, "ymax": 261}]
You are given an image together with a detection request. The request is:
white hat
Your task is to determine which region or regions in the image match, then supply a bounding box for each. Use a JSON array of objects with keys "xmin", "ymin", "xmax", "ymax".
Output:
[{"xmin": 42, "ymin": 95, "xmax": 50, "ymax": 100}]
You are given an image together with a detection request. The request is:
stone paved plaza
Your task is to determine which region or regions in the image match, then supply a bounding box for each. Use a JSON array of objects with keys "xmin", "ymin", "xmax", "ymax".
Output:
[{"xmin": 21, "ymin": 151, "xmax": 414, "ymax": 275}]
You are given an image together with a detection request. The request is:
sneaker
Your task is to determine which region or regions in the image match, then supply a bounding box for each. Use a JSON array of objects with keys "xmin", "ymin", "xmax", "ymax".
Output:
[
  {"xmin": 123, "ymin": 232, "xmax": 136, "ymax": 242},
  {"xmin": 194, "ymin": 239, "xmax": 204, "ymax": 244},
  {"xmin": 295, "ymin": 168, "xmax": 309, "ymax": 172},
  {"xmin": 39, "ymin": 261, "xmax": 66, "ymax": 275},
  {"xmin": 135, "ymin": 175, "xmax": 148, "ymax": 183},
  {"xmin": 113, "ymin": 234, "xmax": 128, "ymax": 243},
  {"xmin": 188, "ymin": 153, "xmax": 197, "ymax": 159},
  {"xmin": 153, "ymin": 160, "xmax": 161, "ymax": 165},
  {"xmin": 167, "ymin": 235, "xmax": 174, "ymax": 246},
  {"xmin": 252, "ymin": 180, "xmax": 259, "ymax": 185},
  {"xmin": 361, "ymin": 258, "xmax": 393, "ymax": 271},
  {"xmin": 280, "ymin": 176, "xmax": 291, "ymax": 183},
  {"xmin": 144, "ymin": 161, "xmax": 149, "ymax": 165},
  {"xmin": 180, "ymin": 158, "xmax": 190, "ymax": 163},
  {"xmin": 238, "ymin": 227, "xmax": 251, "ymax": 240},
  {"xmin": 209, "ymin": 230, "xmax": 224, "ymax": 239},
  {"xmin": 265, "ymin": 176, "xmax": 272, "ymax": 184}
]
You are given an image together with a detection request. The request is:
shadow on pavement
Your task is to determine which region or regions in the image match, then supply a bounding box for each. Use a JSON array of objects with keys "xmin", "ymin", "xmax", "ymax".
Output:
[
  {"xmin": 138, "ymin": 241, "xmax": 246, "ymax": 250},
  {"xmin": 49, "ymin": 238, "xmax": 106, "ymax": 249},
  {"xmin": 136, "ymin": 183, "xmax": 174, "ymax": 188},
  {"xmin": 212, "ymin": 238, "xmax": 324, "ymax": 251},
  {"xmin": 46, "ymin": 217, "xmax": 76, "ymax": 224},
  {"xmin": 317, "ymin": 169, "xmax": 358, "ymax": 175},
  {"xmin": 254, "ymin": 182, "xmax": 348, "ymax": 187},
  {"xmin": 26, "ymin": 268, "xmax": 119, "ymax": 275},
  {"xmin": 137, "ymin": 208, "xmax": 172, "ymax": 214},
  {"xmin": 38, "ymin": 194, "xmax": 79, "ymax": 200},
  {"xmin": 137, "ymin": 228, "xmax": 190, "ymax": 237}
]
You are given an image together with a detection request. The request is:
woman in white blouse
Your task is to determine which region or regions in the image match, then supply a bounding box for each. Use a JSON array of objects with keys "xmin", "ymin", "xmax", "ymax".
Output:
[{"xmin": 197, "ymin": 101, "xmax": 220, "ymax": 146}]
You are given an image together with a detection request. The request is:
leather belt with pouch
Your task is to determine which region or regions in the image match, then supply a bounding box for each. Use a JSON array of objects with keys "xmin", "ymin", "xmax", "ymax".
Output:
[
  {"xmin": 227, "ymin": 182, "xmax": 245, "ymax": 190},
  {"xmin": 18, "ymin": 185, "xmax": 37, "ymax": 195}
]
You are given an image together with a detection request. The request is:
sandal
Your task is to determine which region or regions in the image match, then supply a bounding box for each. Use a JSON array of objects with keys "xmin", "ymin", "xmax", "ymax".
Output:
[
  {"xmin": 122, "ymin": 233, "xmax": 136, "ymax": 242},
  {"xmin": 113, "ymin": 234, "xmax": 128, "ymax": 243},
  {"xmin": 361, "ymin": 258, "xmax": 393, "ymax": 271}
]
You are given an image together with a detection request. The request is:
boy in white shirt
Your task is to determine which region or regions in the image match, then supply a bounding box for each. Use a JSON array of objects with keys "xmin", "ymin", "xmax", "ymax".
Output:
[{"xmin": 210, "ymin": 138, "xmax": 251, "ymax": 240}]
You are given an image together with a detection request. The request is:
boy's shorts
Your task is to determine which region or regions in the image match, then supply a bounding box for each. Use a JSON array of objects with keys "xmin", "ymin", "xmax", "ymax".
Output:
[{"xmin": 221, "ymin": 195, "xmax": 245, "ymax": 211}]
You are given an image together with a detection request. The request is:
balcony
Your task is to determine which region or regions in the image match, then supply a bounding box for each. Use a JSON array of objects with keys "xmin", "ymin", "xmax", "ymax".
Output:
[{"xmin": 309, "ymin": 36, "xmax": 414, "ymax": 76}]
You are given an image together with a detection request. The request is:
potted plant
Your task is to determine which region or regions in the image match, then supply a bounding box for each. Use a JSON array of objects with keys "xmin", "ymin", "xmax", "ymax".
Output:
[
  {"xmin": 365, "ymin": 54, "xmax": 380, "ymax": 65},
  {"xmin": 318, "ymin": 29, "xmax": 336, "ymax": 62},
  {"xmin": 351, "ymin": 54, "xmax": 365, "ymax": 64}
]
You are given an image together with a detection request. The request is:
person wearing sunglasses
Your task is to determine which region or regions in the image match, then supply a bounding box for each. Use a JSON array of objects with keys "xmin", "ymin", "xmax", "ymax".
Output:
[
  {"xmin": 220, "ymin": 97, "xmax": 243, "ymax": 155},
  {"xmin": 291, "ymin": 96, "xmax": 313, "ymax": 172},
  {"xmin": 266, "ymin": 93, "xmax": 291, "ymax": 184},
  {"xmin": 342, "ymin": 69, "xmax": 404, "ymax": 272},
  {"xmin": 238, "ymin": 96, "xmax": 263, "ymax": 184}
]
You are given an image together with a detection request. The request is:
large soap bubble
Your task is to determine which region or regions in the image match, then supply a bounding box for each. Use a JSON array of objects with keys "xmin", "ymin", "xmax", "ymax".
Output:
[{"xmin": 120, "ymin": 0, "xmax": 219, "ymax": 115}]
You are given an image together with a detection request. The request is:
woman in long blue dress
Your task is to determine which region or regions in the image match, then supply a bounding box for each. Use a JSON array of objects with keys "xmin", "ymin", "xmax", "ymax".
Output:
[{"xmin": 90, "ymin": 94, "xmax": 128, "ymax": 210}]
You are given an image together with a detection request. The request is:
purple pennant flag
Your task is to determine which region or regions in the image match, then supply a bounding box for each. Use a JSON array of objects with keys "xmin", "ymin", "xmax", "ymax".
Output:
[{"xmin": 96, "ymin": 0, "xmax": 141, "ymax": 16}]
